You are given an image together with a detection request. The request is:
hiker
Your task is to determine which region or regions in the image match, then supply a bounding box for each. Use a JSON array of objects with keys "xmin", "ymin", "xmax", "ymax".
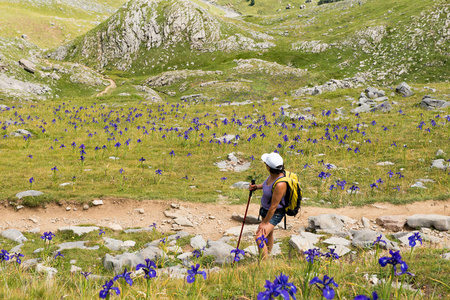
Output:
[{"xmin": 249, "ymin": 152, "xmax": 287, "ymax": 259}]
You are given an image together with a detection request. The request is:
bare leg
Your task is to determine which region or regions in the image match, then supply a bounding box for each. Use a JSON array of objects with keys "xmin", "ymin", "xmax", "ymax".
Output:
[{"xmin": 255, "ymin": 223, "xmax": 275, "ymax": 260}]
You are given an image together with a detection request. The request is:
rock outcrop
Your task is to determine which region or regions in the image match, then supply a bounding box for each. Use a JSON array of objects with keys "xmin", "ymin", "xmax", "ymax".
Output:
[{"xmin": 48, "ymin": 0, "xmax": 268, "ymax": 71}]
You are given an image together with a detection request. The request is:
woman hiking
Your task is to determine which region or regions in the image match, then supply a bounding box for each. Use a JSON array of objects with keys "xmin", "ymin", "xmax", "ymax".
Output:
[{"xmin": 249, "ymin": 152, "xmax": 287, "ymax": 259}]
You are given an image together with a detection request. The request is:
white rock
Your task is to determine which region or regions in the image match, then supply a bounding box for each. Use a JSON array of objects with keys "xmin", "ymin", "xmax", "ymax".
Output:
[{"xmin": 92, "ymin": 200, "xmax": 104, "ymax": 206}]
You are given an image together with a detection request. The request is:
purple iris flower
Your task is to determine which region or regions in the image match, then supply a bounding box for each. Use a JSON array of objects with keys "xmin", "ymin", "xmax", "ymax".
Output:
[
  {"xmin": 271, "ymin": 273, "xmax": 297, "ymax": 300},
  {"xmin": 304, "ymin": 248, "xmax": 322, "ymax": 264},
  {"xmin": 310, "ymin": 275, "xmax": 339, "ymax": 299},
  {"xmin": 256, "ymin": 235, "xmax": 268, "ymax": 248},
  {"xmin": 99, "ymin": 280, "xmax": 120, "ymax": 299},
  {"xmin": 99, "ymin": 229, "xmax": 105, "ymax": 235},
  {"xmin": 81, "ymin": 271, "xmax": 91, "ymax": 279},
  {"xmin": 191, "ymin": 249, "xmax": 202, "ymax": 258},
  {"xmin": 186, "ymin": 264, "xmax": 207, "ymax": 283},
  {"xmin": 323, "ymin": 248, "xmax": 339, "ymax": 260},
  {"xmin": 54, "ymin": 251, "xmax": 64, "ymax": 259},
  {"xmin": 12, "ymin": 252, "xmax": 24, "ymax": 264},
  {"xmin": 113, "ymin": 268, "xmax": 133, "ymax": 286},
  {"xmin": 257, "ymin": 279, "xmax": 281, "ymax": 300},
  {"xmin": 231, "ymin": 248, "xmax": 245, "ymax": 262},
  {"xmin": 136, "ymin": 259, "xmax": 157, "ymax": 279},
  {"xmin": 354, "ymin": 291, "xmax": 379, "ymax": 300},
  {"xmin": 41, "ymin": 231, "xmax": 55, "ymax": 241},
  {"xmin": 155, "ymin": 169, "xmax": 162, "ymax": 175},
  {"xmin": 408, "ymin": 232, "xmax": 422, "ymax": 247},
  {"xmin": 379, "ymin": 250, "xmax": 414, "ymax": 276},
  {"xmin": 0, "ymin": 249, "xmax": 10, "ymax": 262},
  {"xmin": 373, "ymin": 235, "xmax": 387, "ymax": 246}
]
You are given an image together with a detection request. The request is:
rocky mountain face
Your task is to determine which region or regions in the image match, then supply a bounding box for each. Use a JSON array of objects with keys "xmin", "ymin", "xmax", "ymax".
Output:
[{"xmin": 48, "ymin": 0, "xmax": 275, "ymax": 70}]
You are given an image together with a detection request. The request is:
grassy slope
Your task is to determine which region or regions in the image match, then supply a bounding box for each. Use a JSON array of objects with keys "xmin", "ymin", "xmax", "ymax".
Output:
[{"xmin": 0, "ymin": 0, "xmax": 126, "ymax": 49}]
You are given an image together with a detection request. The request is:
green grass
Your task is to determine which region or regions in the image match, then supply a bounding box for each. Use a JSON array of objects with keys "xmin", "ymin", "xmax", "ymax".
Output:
[
  {"xmin": 0, "ymin": 0, "xmax": 125, "ymax": 49},
  {"xmin": 0, "ymin": 228, "xmax": 448, "ymax": 299},
  {"xmin": 0, "ymin": 80, "xmax": 449, "ymax": 206}
]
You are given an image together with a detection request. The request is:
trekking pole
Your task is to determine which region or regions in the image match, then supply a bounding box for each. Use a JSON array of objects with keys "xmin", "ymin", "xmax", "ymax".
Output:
[{"xmin": 235, "ymin": 179, "xmax": 255, "ymax": 252}]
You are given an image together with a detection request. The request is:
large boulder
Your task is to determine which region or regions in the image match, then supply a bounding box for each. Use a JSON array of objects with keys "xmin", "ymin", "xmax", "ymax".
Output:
[
  {"xmin": 350, "ymin": 229, "xmax": 398, "ymax": 250},
  {"xmin": 18, "ymin": 59, "xmax": 35, "ymax": 73},
  {"xmin": 395, "ymin": 82, "xmax": 413, "ymax": 97},
  {"xmin": 419, "ymin": 95, "xmax": 450, "ymax": 110},
  {"xmin": 103, "ymin": 246, "xmax": 164, "ymax": 273},
  {"xmin": 203, "ymin": 240, "xmax": 237, "ymax": 264},
  {"xmin": 308, "ymin": 214, "xmax": 350, "ymax": 231},
  {"xmin": 375, "ymin": 215, "xmax": 408, "ymax": 232},
  {"xmin": 1, "ymin": 229, "xmax": 27, "ymax": 243},
  {"xmin": 15, "ymin": 190, "xmax": 43, "ymax": 199},
  {"xmin": 406, "ymin": 214, "xmax": 450, "ymax": 231}
]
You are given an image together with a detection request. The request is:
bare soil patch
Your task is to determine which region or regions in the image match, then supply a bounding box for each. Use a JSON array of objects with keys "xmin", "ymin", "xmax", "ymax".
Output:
[{"xmin": 1, "ymin": 199, "xmax": 449, "ymax": 240}]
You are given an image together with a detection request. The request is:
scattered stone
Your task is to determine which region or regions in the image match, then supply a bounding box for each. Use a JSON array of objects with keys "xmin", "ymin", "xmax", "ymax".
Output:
[
  {"xmin": 436, "ymin": 149, "xmax": 446, "ymax": 156},
  {"xmin": 308, "ymin": 214, "xmax": 347, "ymax": 230},
  {"xmin": 190, "ymin": 235, "xmax": 207, "ymax": 249},
  {"xmin": 230, "ymin": 181, "xmax": 250, "ymax": 189},
  {"xmin": 350, "ymin": 229, "xmax": 398, "ymax": 250},
  {"xmin": 28, "ymin": 227, "xmax": 40, "ymax": 234},
  {"xmin": 83, "ymin": 205, "xmax": 89, "ymax": 210},
  {"xmin": 92, "ymin": 200, "xmax": 104, "ymax": 206},
  {"xmin": 167, "ymin": 231, "xmax": 190, "ymax": 242},
  {"xmin": 16, "ymin": 205, "xmax": 24, "ymax": 210},
  {"xmin": 58, "ymin": 226, "xmax": 100, "ymax": 236},
  {"xmin": 124, "ymin": 227, "xmax": 153, "ymax": 234},
  {"xmin": 164, "ymin": 210, "xmax": 182, "ymax": 219},
  {"xmin": 443, "ymin": 253, "xmax": 450, "ymax": 260},
  {"xmin": 395, "ymin": 82, "xmax": 413, "ymax": 97},
  {"xmin": 10, "ymin": 243, "xmax": 24, "ymax": 253},
  {"xmin": 173, "ymin": 217, "xmax": 193, "ymax": 227},
  {"xmin": 224, "ymin": 225, "xmax": 259, "ymax": 237},
  {"xmin": 375, "ymin": 215, "xmax": 407, "ymax": 232},
  {"xmin": 231, "ymin": 213, "xmax": 261, "ymax": 224},
  {"xmin": 56, "ymin": 241, "xmax": 100, "ymax": 252},
  {"xmin": 36, "ymin": 263, "xmax": 58, "ymax": 279},
  {"xmin": 70, "ymin": 265, "xmax": 82, "ymax": 274},
  {"xmin": 328, "ymin": 244, "xmax": 351, "ymax": 257},
  {"xmin": 376, "ymin": 161, "xmax": 395, "ymax": 166},
  {"xmin": 419, "ymin": 95, "xmax": 450, "ymax": 110},
  {"xmin": 289, "ymin": 234, "xmax": 317, "ymax": 252},
  {"xmin": 103, "ymin": 238, "xmax": 136, "ymax": 251},
  {"xmin": 204, "ymin": 240, "xmax": 238, "ymax": 264},
  {"xmin": 1, "ymin": 229, "xmax": 27, "ymax": 243},
  {"xmin": 156, "ymin": 265, "xmax": 187, "ymax": 279},
  {"xmin": 103, "ymin": 246, "xmax": 164, "ymax": 273},
  {"xmin": 322, "ymin": 236, "xmax": 351, "ymax": 247},
  {"xmin": 59, "ymin": 182, "xmax": 73, "ymax": 187},
  {"xmin": 18, "ymin": 59, "xmax": 35, "ymax": 74},
  {"xmin": 411, "ymin": 181, "xmax": 427, "ymax": 189},
  {"xmin": 216, "ymin": 134, "xmax": 236, "ymax": 143},
  {"xmin": 22, "ymin": 258, "xmax": 40, "ymax": 270},
  {"xmin": 107, "ymin": 223, "xmax": 123, "ymax": 231},
  {"xmin": 134, "ymin": 208, "xmax": 145, "ymax": 214},
  {"xmin": 430, "ymin": 159, "xmax": 449, "ymax": 170},
  {"xmin": 406, "ymin": 214, "xmax": 450, "ymax": 231},
  {"xmin": 15, "ymin": 190, "xmax": 44, "ymax": 199},
  {"xmin": 362, "ymin": 217, "xmax": 371, "ymax": 228},
  {"xmin": 396, "ymin": 232, "xmax": 423, "ymax": 247}
]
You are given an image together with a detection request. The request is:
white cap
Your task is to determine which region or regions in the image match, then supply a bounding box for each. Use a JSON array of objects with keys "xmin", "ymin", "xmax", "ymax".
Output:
[{"xmin": 261, "ymin": 152, "xmax": 283, "ymax": 170}]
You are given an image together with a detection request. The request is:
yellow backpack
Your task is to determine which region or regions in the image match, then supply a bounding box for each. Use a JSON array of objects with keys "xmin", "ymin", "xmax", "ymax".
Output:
[{"xmin": 272, "ymin": 170, "xmax": 302, "ymax": 216}]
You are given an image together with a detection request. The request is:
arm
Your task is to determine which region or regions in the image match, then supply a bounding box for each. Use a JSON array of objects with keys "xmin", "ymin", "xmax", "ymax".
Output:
[
  {"xmin": 257, "ymin": 181, "xmax": 287, "ymax": 235},
  {"xmin": 249, "ymin": 183, "xmax": 263, "ymax": 191}
]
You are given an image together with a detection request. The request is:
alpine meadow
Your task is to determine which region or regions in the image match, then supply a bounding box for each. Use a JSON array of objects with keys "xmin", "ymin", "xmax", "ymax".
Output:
[{"xmin": 0, "ymin": 0, "xmax": 449, "ymax": 299}]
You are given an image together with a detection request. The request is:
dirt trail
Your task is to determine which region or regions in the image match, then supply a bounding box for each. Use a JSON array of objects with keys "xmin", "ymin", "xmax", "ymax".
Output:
[
  {"xmin": 96, "ymin": 77, "xmax": 116, "ymax": 97},
  {"xmin": 1, "ymin": 199, "xmax": 449, "ymax": 241}
]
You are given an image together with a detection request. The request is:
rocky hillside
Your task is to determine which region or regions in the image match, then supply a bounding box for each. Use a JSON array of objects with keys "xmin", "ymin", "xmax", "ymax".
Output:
[{"xmin": 48, "ymin": 0, "xmax": 274, "ymax": 71}]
